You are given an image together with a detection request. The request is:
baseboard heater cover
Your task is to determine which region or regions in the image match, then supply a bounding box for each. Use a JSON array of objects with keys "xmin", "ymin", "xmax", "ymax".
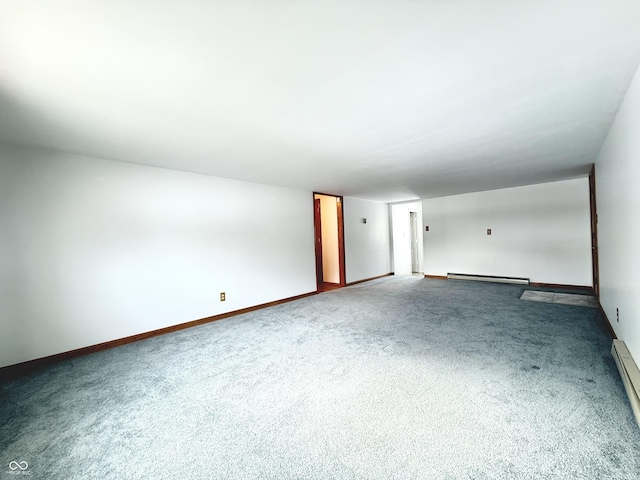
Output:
[
  {"xmin": 612, "ymin": 340, "xmax": 640, "ymax": 429},
  {"xmin": 447, "ymin": 273, "xmax": 530, "ymax": 285}
]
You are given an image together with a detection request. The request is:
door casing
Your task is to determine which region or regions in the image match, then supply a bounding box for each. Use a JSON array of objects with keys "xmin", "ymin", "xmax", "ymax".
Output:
[{"xmin": 313, "ymin": 193, "xmax": 346, "ymax": 289}]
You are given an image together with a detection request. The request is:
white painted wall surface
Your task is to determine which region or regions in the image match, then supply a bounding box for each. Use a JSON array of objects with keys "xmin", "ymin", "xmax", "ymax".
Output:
[
  {"xmin": 0, "ymin": 145, "xmax": 317, "ymax": 368},
  {"xmin": 595, "ymin": 65, "xmax": 640, "ymax": 362},
  {"xmin": 421, "ymin": 179, "xmax": 592, "ymax": 285},
  {"xmin": 391, "ymin": 202, "xmax": 423, "ymax": 276},
  {"xmin": 343, "ymin": 197, "xmax": 391, "ymax": 283},
  {"xmin": 316, "ymin": 195, "xmax": 339, "ymax": 284}
]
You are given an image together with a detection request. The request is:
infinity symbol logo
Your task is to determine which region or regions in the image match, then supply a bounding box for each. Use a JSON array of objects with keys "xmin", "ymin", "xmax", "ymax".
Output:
[{"xmin": 9, "ymin": 461, "xmax": 28, "ymax": 470}]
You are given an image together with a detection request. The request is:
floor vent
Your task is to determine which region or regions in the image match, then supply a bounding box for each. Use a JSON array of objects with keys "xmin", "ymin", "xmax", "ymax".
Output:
[
  {"xmin": 612, "ymin": 340, "xmax": 640, "ymax": 429},
  {"xmin": 447, "ymin": 273, "xmax": 530, "ymax": 285}
]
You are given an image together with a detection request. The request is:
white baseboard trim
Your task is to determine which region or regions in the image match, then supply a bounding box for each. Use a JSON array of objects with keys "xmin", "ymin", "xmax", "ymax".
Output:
[
  {"xmin": 612, "ymin": 339, "xmax": 640, "ymax": 429},
  {"xmin": 447, "ymin": 273, "xmax": 530, "ymax": 285}
]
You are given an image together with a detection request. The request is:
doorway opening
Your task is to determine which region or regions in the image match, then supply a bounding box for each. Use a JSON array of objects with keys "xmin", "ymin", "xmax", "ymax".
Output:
[
  {"xmin": 391, "ymin": 202, "xmax": 423, "ymax": 276},
  {"xmin": 410, "ymin": 211, "xmax": 419, "ymax": 273},
  {"xmin": 313, "ymin": 193, "xmax": 346, "ymax": 292}
]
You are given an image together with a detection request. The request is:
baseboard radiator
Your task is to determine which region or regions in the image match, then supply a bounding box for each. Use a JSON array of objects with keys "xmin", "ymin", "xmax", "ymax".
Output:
[
  {"xmin": 447, "ymin": 273, "xmax": 530, "ymax": 285},
  {"xmin": 612, "ymin": 340, "xmax": 640, "ymax": 429}
]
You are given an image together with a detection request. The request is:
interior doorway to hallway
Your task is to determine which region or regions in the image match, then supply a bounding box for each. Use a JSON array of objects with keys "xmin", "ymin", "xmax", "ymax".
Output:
[
  {"xmin": 391, "ymin": 201, "xmax": 423, "ymax": 276},
  {"xmin": 313, "ymin": 193, "xmax": 346, "ymax": 292},
  {"xmin": 410, "ymin": 211, "xmax": 419, "ymax": 273}
]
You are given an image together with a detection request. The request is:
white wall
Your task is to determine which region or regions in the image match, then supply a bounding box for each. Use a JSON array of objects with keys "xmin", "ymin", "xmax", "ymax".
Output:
[
  {"xmin": 343, "ymin": 197, "xmax": 391, "ymax": 283},
  {"xmin": 0, "ymin": 144, "xmax": 317, "ymax": 368},
  {"xmin": 316, "ymin": 194, "xmax": 340, "ymax": 284},
  {"xmin": 421, "ymin": 179, "xmax": 592, "ymax": 285},
  {"xmin": 595, "ymin": 64, "xmax": 640, "ymax": 362},
  {"xmin": 391, "ymin": 202, "xmax": 423, "ymax": 276}
]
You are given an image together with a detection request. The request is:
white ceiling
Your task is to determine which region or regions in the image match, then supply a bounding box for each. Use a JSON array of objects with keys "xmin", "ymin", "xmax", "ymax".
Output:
[{"xmin": 1, "ymin": 1, "xmax": 640, "ymax": 202}]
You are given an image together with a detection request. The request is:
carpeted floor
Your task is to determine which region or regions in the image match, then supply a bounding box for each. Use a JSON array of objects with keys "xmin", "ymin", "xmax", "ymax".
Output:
[{"xmin": 1, "ymin": 277, "xmax": 639, "ymax": 479}]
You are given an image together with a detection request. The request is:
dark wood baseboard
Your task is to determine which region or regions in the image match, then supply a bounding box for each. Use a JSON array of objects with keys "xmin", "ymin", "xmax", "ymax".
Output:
[
  {"xmin": 345, "ymin": 272, "xmax": 393, "ymax": 287},
  {"xmin": 599, "ymin": 306, "xmax": 618, "ymax": 340},
  {"xmin": 0, "ymin": 290, "xmax": 317, "ymax": 383},
  {"xmin": 529, "ymin": 282, "xmax": 594, "ymax": 294},
  {"xmin": 424, "ymin": 275, "xmax": 448, "ymax": 280}
]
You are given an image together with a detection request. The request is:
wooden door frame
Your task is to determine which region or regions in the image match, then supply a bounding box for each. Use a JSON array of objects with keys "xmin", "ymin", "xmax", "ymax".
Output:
[
  {"xmin": 313, "ymin": 192, "xmax": 346, "ymax": 289},
  {"xmin": 336, "ymin": 196, "xmax": 346, "ymax": 287},
  {"xmin": 589, "ymin": 165, "xmax": 600, "ymax": 298},
  {"xmin": 313, "ymin": 198, "xmax": 324, "ymax": 290}
]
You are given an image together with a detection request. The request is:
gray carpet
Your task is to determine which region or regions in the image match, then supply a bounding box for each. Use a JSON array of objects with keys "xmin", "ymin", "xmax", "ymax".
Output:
[{"xmin": 1, "ymin": 277, "xmax": 639, "ymax": 479}]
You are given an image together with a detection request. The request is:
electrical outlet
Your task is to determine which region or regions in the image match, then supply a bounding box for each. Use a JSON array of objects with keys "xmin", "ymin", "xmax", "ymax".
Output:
[
  {"xmin": 220, "ymin": 292, "xmax": 226, "ymax": 302},
  {"xmin": 616, "ymin": 307, "xmax": 619, "ymax": 322}
]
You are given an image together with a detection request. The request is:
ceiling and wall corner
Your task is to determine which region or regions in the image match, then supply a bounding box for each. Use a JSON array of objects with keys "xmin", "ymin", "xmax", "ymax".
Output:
[
  {"xmin": 1, "ymin": 0, "xmax": 640, "ymax": 202},
  {"xmin": 595, "ymin": 62, "xmax": 640, "ymax": 362}
]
